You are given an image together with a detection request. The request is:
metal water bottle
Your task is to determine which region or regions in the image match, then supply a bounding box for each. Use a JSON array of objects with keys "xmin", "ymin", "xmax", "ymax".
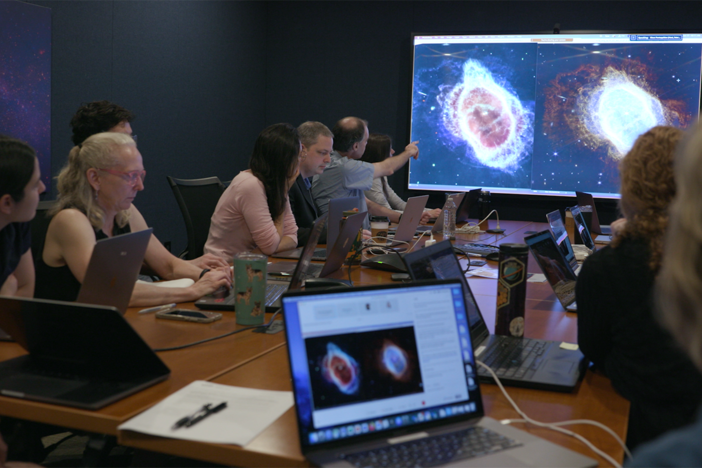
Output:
[{"xmin": 495, "ymin": 243, "xmax": 529, "ymax": 337}]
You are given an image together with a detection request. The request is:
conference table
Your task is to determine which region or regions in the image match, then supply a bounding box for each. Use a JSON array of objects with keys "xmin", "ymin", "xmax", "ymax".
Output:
[{"xmin": 0, "ymin": 219, "xmax": 629, "ymax": 466}]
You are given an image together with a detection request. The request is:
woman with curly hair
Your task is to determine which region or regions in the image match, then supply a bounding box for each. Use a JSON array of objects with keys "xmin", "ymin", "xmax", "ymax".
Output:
[{"xmin": 575, "ymin": 126, "xmax": 702, "ymax": 451}]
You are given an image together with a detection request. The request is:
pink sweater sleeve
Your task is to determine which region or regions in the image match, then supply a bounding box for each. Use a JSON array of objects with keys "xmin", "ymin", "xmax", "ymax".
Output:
[
  {"xmin": 283, "ymin": 199, "xmax": 298, "ymax": 243},
  {"xmin": 239, "ymin": 175, "xmax": 284, "ymax": 255}
]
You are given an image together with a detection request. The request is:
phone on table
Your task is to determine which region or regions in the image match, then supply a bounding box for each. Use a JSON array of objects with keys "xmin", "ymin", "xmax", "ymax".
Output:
[{"xmin": 155, "ymin": 309, "xmax": 222, "ymax": 323}]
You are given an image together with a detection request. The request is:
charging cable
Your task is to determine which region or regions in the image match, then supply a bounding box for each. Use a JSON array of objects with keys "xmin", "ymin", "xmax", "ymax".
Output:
[{"xmin": 476, "ymin": 359, "xmax": 632, "ymax": 467}]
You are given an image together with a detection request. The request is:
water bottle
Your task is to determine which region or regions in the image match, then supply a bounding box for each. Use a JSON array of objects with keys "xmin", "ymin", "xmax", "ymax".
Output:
[{"xmin": 443, "ymin": 196, "xmax": 457, "ymax": 240}]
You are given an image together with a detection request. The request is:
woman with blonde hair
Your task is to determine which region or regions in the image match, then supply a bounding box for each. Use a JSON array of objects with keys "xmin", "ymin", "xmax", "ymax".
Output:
[
  {"xmin": 627, "ymin": 123, "xmax": 702, "ymax": 465},
  {"xmin": 35, "ymin": 132, "xmax": 230, "ymax": 306},
  {"xmin": 575, "ymin": 126, "xmax": 702, "ymax": 451}
]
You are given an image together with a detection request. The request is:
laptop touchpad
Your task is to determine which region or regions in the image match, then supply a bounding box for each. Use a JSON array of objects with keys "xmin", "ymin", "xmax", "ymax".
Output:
[{"xmin": 0, "ymin": 374, "xmax": 85, "ymax": 397}]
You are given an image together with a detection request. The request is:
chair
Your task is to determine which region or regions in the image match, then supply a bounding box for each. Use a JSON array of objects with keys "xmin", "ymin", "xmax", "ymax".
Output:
[
  {"xmin": 30, "ymin": 199, "xmax": 57, "ymax": 262},
  {"xmin": 167, "ymin": 176, "xmax": 225, "ymax": 260}
]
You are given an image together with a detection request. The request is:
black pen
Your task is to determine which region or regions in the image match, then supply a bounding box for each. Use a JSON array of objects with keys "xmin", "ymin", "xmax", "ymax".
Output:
[{"xmin": 172, "ymin": 402, "xmax": 228, "ymax": 430}]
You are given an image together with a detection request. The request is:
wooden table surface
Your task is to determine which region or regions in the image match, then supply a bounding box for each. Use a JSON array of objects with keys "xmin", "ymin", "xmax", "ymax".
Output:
[{"xmin": 0, "ymin": 218, "xmax": 629, "ymax": 466}]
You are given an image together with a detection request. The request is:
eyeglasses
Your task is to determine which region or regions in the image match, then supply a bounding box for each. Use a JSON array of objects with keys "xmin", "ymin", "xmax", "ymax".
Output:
[{"xmin": 98, "ymin": 168, "xmax": 146, "ymax": 186}]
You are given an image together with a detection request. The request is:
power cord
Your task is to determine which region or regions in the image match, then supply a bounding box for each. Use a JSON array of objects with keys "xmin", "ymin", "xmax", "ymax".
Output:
[
  {"xmin": 476, "ymin": 359, "xmax": 632, "ymax": 467},
  {"xmin": 152, "ymin": 310, "xmax": 282, "ymax": 352},
  {"xmin": 456, "ymin": 209, "xmax": 504, "ymax": 234}
]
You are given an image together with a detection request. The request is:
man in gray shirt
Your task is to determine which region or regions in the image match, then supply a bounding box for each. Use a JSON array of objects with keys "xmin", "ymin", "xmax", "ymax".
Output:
[{"xmin": 311, "ymin": 116, "xmax": 419, "ymax": 229}]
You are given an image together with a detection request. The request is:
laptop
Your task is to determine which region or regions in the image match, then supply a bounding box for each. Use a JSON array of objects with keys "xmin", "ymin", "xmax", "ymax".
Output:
[
  {"xmin": 416, "ymin": 192, "xmax": 465, "ymax": 234},
  {"xmin": 196, "ymin": 214, "xmax": 327, "ymax": 312},
  {"xmin": 455, "ymin": 187, "xmax": 482, "ymax": 223},
  {"xmin": 568, "ymin": 205, "xmax": 597, "ymax": 252},
  {"xmin": 403, "ymin": 240, "xmax": 585, "ymax": 391},
  {"xmin": 0, "ymin": 296, "xmax": 170, "ymax": 410},
  {"xmin": 575, "ymin": 191, "xmax": 612, "ymax": 240},
  {"xmin": 76, "ymin": 228, "xmax": 152, "ymax": 315},
  {"xmin": 545, "ymin": 210, "xmax": 580, "ymax": 274},
  {"xmin": 524, "ymin": 230, "xmax": 578, "ymax": 312},
  {"xmin": 281, "ymin": 280, "xmax": 595, "ymax": 468},
  {"xmin": 372, "ymin": 195, "xmax": 428, "ymax": 247},
  {"xmin": 274, "ymin": 197, "xmax": 358, "ymax": 261}
]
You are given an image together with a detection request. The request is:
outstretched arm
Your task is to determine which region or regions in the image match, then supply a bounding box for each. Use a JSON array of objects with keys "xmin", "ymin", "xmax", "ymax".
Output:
[{"xmin": 373, "ymin": 142, "xmax": 419, "ymax": 179}]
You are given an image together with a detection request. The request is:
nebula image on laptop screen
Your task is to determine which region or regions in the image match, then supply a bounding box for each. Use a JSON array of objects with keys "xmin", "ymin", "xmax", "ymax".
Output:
[{"xmin": 306, "ymin": 326, "xmax": 422, "ymax": 410}]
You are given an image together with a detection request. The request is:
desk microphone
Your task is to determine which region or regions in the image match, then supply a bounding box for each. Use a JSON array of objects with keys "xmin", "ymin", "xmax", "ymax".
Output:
[{"xmin": 486, "ymin": 210, "xmax": 505, "ymax": 234}]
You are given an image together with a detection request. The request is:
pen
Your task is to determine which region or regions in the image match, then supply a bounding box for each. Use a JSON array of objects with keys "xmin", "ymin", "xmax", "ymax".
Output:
[
  {"xmin": 138, "ymin": 303, "xmax": 176, "ymax": 315},
  {"xmin": 172, "ymin": 402, "xmax": 228, "ymax": 430}
]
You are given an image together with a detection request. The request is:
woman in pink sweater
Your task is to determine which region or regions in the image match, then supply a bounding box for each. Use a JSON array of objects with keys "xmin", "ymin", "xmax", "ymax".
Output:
[{"xmin": 205, "ymin": 124, "xmax": 299, "ymax": 260}]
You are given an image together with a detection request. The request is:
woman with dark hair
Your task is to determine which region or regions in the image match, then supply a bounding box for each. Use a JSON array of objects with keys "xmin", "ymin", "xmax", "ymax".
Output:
[
  {"xmin": 0, "ymin": 136, "xmax": 46, "ymax": 297},
  {"xmin": 575, "ymin": 126, "xmax": 702, "ymax": 451},
  {"xmin": 205, "ymin": 123, "xmax": 299, "ymax": 258},
  {"xmin": 361, "ymin": 133, "xmax": 440, "ymax": 222}
]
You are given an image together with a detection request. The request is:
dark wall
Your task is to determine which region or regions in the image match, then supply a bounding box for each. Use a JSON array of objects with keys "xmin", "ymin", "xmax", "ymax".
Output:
[
  {"xmin": 265, "ymin": 1, "xmax": 702, "ymax": 225},
  {"xmin": 31, "ymin": 0, "xmax": 267, "ymax": 253}
]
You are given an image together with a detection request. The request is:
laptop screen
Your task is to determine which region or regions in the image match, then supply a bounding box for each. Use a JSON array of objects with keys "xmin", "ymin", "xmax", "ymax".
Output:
[
  {"xmin": 568, "ymin": 206, "xmax": 596, "ymax": 251},
  {"xmin": 524, "ymin": 231, "xmax": 577, "ymax": 308},
  {"xmin": 283, "ymin": 280, "xmax": 483, "ymax": 451},
  {"xmin": 546, "ymin": 210, "xmax": 576, "ymax": 267}
]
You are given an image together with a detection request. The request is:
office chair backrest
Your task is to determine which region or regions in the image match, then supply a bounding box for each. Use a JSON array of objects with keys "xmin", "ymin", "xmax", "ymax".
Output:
[
  {"xmin": 30, "ymin": 200, "xmax": 57, "ymax": 263},
  {"xmin": 167, "ymin": 176, "xmax": 225, "ymax": 260}
]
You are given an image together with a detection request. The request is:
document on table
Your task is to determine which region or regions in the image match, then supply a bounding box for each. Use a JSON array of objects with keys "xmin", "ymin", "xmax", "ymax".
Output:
[{"xmin": 118, "ymin": 380, "xmax": 294, "ymax": 446}]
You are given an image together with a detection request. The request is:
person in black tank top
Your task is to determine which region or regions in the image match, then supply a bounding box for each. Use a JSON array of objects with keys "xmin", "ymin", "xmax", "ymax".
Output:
[{"xmin": 35, "ymin": 132, "xmax": 231, "ymax": 307}]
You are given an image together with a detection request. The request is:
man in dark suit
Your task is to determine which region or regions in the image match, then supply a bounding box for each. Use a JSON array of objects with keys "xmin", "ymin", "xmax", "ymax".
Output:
[{"xmin": 290, "ymin": 122, "xmax": 333, "ymax": 247}]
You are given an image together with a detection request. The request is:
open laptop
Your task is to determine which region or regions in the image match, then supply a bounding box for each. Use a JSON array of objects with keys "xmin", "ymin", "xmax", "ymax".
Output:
[
  {"xmin": 77, "ymin": 228, "xmax": 152, "ymax": 315},
  {"xmin": 0, "ymin": 296, "xmax": 170, "ymax": 410},
  {"xmin": 372, "ymin": 195, "xmax": 428, "ymax": 247},
  {"xmin": 416, "ymin": 192, "xmax": 465, "ymax": 234},
  {"xmin": 524, "ymin": 230, "xmax": 578, "ymax": 312},
  {"xmin": 545, "ymin": 210, "xmax": 580, "ymax": 274},
  {"xmin": 575, "ymin": 191, "xmax": 613, "ymax": 242},
  {"xmin": 274, "ymin": 197, "xmax": 358, "ymax": 261},
  {"xmin": 403, "ymin": 240, "xmax": 585, "ymax": 391},
  {"xmin": 568, "ymin": 205, "xmax": 597, "ymax": 252},
  {"xmin": 455, "ymin": 187, "xmax": 482, "ymax": 223},
  {"xmin": 281, "ymin": 280, "xmax": 595, "ymax": 468}
]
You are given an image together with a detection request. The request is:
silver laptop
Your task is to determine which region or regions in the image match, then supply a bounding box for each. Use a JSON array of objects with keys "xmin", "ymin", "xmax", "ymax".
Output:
[
  {"xmin": 524, "ymin": 230, "xmax": 578, "ymax": 312},
  {"xmin": 76, "ymin": 228, "xmax": 152, "ymax": 314},
  {"xmin": 403, "ymin": 240, "xmax": 585, "ymax": 391},
  {"xmin": 274, "ymin": 197, "xmax": 358, "ymax": 261},
  {"xmin": 281, "ymin": 280, "xmax": 595, "ymax": 467},
  {"xmin": 417, "ymin": 192, "xmax": 465, "ymax": 234},
  {"xmin": 373, "ymin": 195, "xmax": 428, "ymax": 247}
]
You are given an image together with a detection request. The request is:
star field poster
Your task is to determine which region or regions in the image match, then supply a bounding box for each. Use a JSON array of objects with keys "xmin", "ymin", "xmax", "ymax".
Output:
[
  {"xmin": 409, "ymin": 34, "xmax": 702, "ymax": 198},
  {"xmin": 0, "ymin": 0, "xmax": 51, "ymax": 190}
]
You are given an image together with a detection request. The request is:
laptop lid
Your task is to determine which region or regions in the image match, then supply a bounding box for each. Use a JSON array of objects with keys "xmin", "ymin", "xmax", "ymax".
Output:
[
  {"xmin": 524, "ymin": 231, "xmax": 577, "ymax": 311},
  {"xmin": 0, "ymin": 296, "xmax": 170, "ymax": 409},
  {"xmin": 545, "ymin": 210, "xmax": 577, "ymax": 271},
  {"xmin": 403, "ymin": 240, "xmax": 489, "ymax": 346},
  {"xmin": 568, "ymin": 205, "xmax": 596, "ymax": 252},
  {"xmin": 318, "ymin": 211, "xmax": 366, "ymax": 278},
  {"xmin": 327, "ymin": 197, "xmax": 360, "ymax": 251},
  {"xmin": 575, "ymin": 191, "xmax": 610, "ymax": 235},
  {"xmin": 76, "ymin": 228, "xmax": 152, "ymax": 315},
  {"xmin": 282, "ymin": 279, "xmax": 483, "ymax": 456},
  {"xmin": 431, "ymin": 193, "xmax": 466, "ymax": 233},
  {"xmin": 392, "ymin": 195, "xmax": 428, "ymax": 244},
  {"xmin": 456, "ymin": 188, "xmax": 482, "ymax": 223}
]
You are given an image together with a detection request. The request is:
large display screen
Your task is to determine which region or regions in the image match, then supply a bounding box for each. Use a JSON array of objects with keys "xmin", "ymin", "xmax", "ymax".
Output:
[{"xmin": 408, "ymin": 32, "xmax": 702, "ymax": 198}]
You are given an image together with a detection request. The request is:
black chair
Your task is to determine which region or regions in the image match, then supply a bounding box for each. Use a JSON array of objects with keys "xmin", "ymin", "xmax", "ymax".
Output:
[
  {"xmin": 167, "ymin": 176, "xmax": 225, "ymax": 260},
  {"xmin": 30, "ymin": 199, "xmax": 57, "ymax": 262}
]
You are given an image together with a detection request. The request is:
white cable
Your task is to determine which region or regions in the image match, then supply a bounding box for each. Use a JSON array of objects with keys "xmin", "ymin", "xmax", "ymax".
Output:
[{"xmin": 476, "ymin": 359, "xmax": 630, "ymax": 467}]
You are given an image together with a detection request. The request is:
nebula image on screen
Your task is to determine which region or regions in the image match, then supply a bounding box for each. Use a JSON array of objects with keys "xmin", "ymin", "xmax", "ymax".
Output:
[
  {"xmin": 535, "ymin": 43, "xmax": 700, "ymax": 194},
  {"xmin": 321, "ymin": 343, "xmax": 360, "ymax": 395},
  {"xmin": 409, "ymin": 43, "xmax": 536, "ymax": 190},
  {"xmin": 0, "ymin": 1, "xmax": 52, "ymax": 190},
  {"xmin": 305, "ymin": 326, "xmax": 423, "ymax": 411}
]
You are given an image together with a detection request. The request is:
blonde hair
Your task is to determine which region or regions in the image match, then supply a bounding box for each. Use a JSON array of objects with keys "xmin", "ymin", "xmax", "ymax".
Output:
[
  {"xmin": 611, "ymin": 126, "xmax": 683, "ymax": 271},
  {"xmin": 51, "ymin": 132, "xmax": 135, "ymax": 230},
  {"xmin": 657, "ymin": 123, "xmax": 702, "ymax": 370}
]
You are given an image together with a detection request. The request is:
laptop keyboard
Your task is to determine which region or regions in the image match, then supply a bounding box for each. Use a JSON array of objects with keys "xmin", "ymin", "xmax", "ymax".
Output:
[
  {"xmin": 339, "ymin": 426, "xmax": 521, "ymax": 467},
  {"xmin": 454, "ymin": 243, "xmax": 500, "ymax": 257},
  {"xmin": 478, "ymin": 338, "xmax": 547, "ymax": 380}
]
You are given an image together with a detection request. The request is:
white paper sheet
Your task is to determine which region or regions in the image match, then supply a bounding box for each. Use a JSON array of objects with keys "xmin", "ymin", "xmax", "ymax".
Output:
[{"xmin": 118, "ymin": 380, "xmax": 294, "ymax": 446}]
